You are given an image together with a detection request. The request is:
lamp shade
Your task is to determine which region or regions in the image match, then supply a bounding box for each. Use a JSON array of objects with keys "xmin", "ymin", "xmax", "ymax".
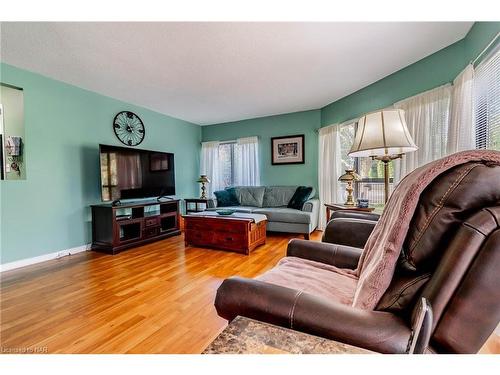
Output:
[
  {"xmin": 338, "ymin": 169, "xmax": 360, "ymax": 182},
  {"xmin": 196, "ymin": 174, "xmax": 211, "ymax": 183},
  {"xmin": 348, "ymin": 109, "xmax": 418, "ymax": 158}
]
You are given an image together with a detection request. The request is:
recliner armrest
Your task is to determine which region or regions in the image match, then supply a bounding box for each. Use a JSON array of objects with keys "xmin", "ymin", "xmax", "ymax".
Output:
[
  {"xmin": 286, "ymin": 239, "xmax": 362, "ymax": 269},
  {"xmin": 323, "ymin": 217, "xmax": 377, "ymax": 248},
  {"xmin": 329, "ymin": 210, "xmax": 380, "ymax": 222},
  {"xmin": 215, "ymin": 277, "xmax": 301, "ymax": 328},
  {"xmin": 215, "ymin": 277, "xmax": 411, "ymax": 353},
  {"xmin": 292, "ymin": 291, "xmax": 411, "ymax": 353}
]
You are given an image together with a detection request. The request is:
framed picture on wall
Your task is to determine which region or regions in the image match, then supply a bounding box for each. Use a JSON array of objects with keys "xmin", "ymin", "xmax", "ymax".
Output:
[{"xmin": 271, "ymin": 134, "xmax": 305, "ymax": 165}]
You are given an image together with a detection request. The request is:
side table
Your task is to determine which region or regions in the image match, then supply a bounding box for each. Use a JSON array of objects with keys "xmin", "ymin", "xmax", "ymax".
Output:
[{"xmin": 184, "ymin": 198, "xmax": 210, "ymax": 214}]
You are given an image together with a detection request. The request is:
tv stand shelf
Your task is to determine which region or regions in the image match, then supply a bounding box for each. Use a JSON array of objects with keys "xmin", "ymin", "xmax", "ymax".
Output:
[{"xmin": 91, "ymin": 199, "xmax": 181, "ymax": 254}]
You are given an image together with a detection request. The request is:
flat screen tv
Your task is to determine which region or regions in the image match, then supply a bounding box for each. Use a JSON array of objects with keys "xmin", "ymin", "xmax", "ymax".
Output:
[{"xmin": 99, "ymin": 144, "xmax": 175, "ymax": 203}]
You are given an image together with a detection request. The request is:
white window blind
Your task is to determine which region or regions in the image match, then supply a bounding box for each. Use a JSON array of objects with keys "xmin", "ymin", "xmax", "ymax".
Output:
[{"xmin": 474, "ymin": 47, "xmax": 500, "ymax": 150}]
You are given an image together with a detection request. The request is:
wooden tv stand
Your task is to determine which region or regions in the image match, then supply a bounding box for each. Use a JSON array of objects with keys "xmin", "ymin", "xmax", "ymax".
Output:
[{"xmin": 91, "ymin": 199, "xmax": 181, "ymax": 254}]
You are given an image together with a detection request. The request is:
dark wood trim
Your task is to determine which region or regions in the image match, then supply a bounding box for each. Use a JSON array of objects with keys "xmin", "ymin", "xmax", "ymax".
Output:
[
  {"xmin": 0, "ymin": 82, "xmax": 24, "ymax": 91},
  {"xmin": 270, "ymin": 134, "xmax": 305, "ymax": 165}
]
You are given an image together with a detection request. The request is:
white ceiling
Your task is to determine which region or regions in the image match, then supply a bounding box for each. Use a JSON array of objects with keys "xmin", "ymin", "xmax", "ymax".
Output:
[{"xmin": 0, "ymin": 22, "xmax": 472, "ymax": 125}]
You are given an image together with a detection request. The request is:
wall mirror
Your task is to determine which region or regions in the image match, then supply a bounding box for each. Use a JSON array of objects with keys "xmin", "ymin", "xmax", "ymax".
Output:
[{"xmin": 0, "ymin": 83, "xmax": 25, "ymax": 180}]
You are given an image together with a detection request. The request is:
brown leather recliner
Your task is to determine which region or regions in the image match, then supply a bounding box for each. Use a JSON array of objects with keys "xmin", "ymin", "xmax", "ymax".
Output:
[{"xmin": 215, "ymin": 160, "xmax": 500, "ymax": 354}]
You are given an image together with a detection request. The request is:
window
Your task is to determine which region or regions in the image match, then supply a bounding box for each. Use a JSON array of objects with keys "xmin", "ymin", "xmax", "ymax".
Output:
[
  {"xmin": 339, "ymin": 122, "xmax": 355, "ymax": 170},
  {"xmin": 201, "ymin": 137, "xmax": 260, "ymax": 196},
  {"xmin": 218, "ymin": 142, "xmax": 236, "ymax": 188},
  {"xmin": 356, "ymin": 158, "xmax": 394, "ymax": 207},
  {"xmin": 218, "ymin": 137, "xmax": 261, "ymax": 188},
  {"xmin": 100, "ymin": 151, "xmax": 118, "ymax": 201},
  {"xmin": 474, "ymin": 48, "xmax": 500, "ymax": 150},
  {"xmin": 339, "ymin": 122, "xmax": 393, "ymax": 206}
]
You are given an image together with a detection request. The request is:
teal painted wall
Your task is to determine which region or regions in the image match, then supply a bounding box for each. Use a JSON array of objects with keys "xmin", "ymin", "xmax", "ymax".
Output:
[
  {"xmin": 201, "ymin": 110, "xmax": 320, "ymax": 190},
  {"xmin": 0, "ymin": 63, "xmax": 201, "ymax": 264},
  {"xmin": 320, "ymin": 22, "xmax": 500, "ymax": 126},
  {"xmin": 320, "ymin": 40, "xmax": 466, "ymax": 125},
  {"xmin": 464, "ymin": 22, "xmax": 500, "ymax": 63}
]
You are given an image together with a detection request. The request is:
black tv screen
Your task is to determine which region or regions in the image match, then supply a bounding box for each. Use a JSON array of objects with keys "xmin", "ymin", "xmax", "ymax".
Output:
[{"xmin": 99, "ymin": 144, "xmax": 175, "ymax": 202}]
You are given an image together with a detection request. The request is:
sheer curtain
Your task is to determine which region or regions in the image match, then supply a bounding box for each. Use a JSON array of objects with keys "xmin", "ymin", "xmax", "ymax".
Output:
[
  {"xmin": 393, "ymin": 84, "xmax": 452, "ymax": 183},
  {"xmin": 234, "ymin": 136, "xmax": 260, "ymax": 186},
  {"xmin": 447, "ymin": 64, "xmax": 475, "ymax": 154},
  {"xmin": 200, "ymin": 141, "xmax": 222, "ymax": 197},
  {"xmin": 318, "ymin": 124, "xmax": 342, "ymax": 230}
]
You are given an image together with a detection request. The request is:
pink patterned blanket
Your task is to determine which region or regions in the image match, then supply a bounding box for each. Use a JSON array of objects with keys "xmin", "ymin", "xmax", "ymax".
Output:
[{"xmin": 352, "ymin": 150, "xmax": 500, "ymax": 309}]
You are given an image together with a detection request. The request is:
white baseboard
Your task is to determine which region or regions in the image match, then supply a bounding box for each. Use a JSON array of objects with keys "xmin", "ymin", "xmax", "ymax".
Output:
[{"xmin": 0, "ymin": 244, "xmax": 91, "ymax": 273}]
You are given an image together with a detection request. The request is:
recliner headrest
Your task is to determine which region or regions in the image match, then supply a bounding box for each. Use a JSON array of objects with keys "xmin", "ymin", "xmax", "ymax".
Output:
[{"xmin": 401, "ymin": 161, "xmax": 500, "ymax": 272}]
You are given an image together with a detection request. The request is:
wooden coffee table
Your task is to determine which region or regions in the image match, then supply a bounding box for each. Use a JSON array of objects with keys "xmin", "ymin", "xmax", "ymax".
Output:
[{"xmin": 183, "ymin": 212, "xmax": 267, "ymax": 255}]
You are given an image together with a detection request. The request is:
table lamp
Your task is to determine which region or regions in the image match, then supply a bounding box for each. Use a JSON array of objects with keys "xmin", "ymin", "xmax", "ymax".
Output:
[
  {"xmin": 338, "ymin": 169, "xmax": 361, "ymax": 206},
  {"xmin": 348, "ymin": 109, "xmax": 417, "ymax": 203},
  {"xmin": 196, "ymin": 175, "xmax": 211, "ymax": 199}
]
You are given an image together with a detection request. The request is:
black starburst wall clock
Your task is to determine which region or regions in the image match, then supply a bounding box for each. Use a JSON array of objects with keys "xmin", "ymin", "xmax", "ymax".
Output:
[{"xmin": 113, "ymin": 111, "xmax": 145, "ymax": 146}]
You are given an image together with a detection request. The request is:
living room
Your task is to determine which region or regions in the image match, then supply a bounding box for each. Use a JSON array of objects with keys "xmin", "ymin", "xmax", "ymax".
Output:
[{"xmin": 1, "ymin": 1, "xmax": 499, "ymax": 372}]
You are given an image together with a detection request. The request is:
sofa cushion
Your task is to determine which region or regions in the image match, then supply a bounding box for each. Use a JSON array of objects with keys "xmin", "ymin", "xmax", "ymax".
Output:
[
  {"xmin": 256, "ymin": 257, "xmax": 358, "ymax": 305},
  {"xmin": 288, "ymin": 186, "xmax": 314, "ymax": 210},
  {"xmin": 232, "ymin": 186, "xmax": 266, "ymax": 207},
  {"xmin": 214, "ymin": 188, "xmax": 240, "ymax": 207},
  {"xmin": 262, "ymin": 186, "xmax": 298, "ymax": 207},
  {"xmin": 253, "ymin": 207, "xmax": 312, "ymax": 224}
]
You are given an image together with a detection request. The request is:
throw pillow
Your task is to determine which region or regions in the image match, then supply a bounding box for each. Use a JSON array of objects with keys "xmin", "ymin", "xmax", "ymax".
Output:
[
  {"xmin": 287, "ymin": 186, "xmax": 313, "ymax": 210},
  {"xmin": 234, "ymin": 186, "xmax": 266, "ymax": 207},
  {"xmin": 214, "ymin": 188, "xmax": 240, "ymax": 207},
  {"xmin": 262, "ymin": 186, "xmax": 298, "ymax": 207}
]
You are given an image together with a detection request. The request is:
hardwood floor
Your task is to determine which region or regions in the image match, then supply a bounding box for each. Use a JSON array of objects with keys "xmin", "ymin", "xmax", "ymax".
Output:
[
  {"xmin": 0, "ymin": 231, "xmax": 321, "ymax": 354},
  {"xmin": 1, "ymin": 230, "xmax": 498, "ymax": 354}
]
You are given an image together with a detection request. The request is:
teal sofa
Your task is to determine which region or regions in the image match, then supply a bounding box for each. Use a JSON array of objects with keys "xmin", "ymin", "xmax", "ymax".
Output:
[{"xmin": 207, "ymin": 186, "xmax": 319, "ymax": 239}]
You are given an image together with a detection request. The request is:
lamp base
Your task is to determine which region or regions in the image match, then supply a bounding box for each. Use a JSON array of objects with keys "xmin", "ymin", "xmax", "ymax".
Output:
[
  {"xmin": 200, "ymin": 183, "xmax": 207, "ymax": 199},
  {"xmin": 344, "ymin": 180, "xmax": 355, "ymax": 206},
  {"xmin": 371, "ymin": 154, "xmax": 402, "ymax": 203}
]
